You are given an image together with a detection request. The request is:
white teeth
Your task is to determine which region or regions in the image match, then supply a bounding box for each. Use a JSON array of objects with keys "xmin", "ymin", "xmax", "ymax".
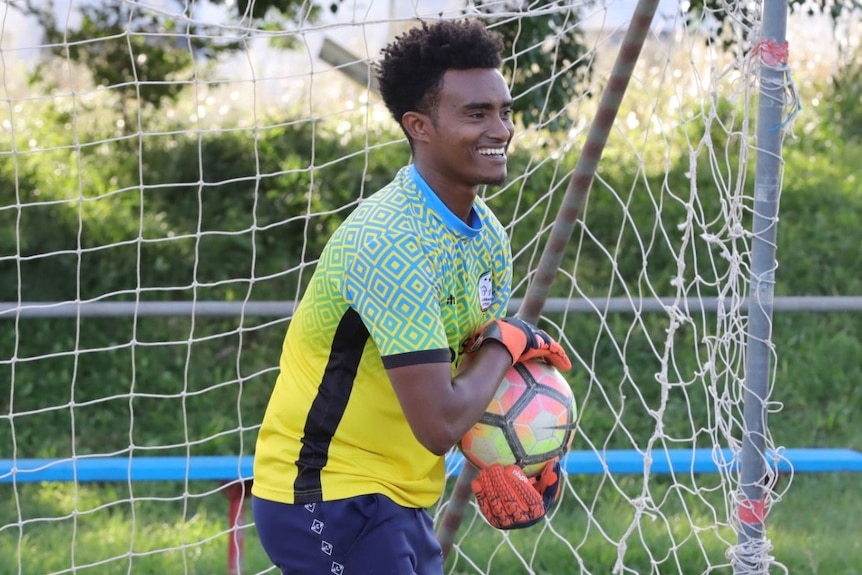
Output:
[{"xmin": 478, "ymin": 148, "xmax": 505, "ymax": 156}]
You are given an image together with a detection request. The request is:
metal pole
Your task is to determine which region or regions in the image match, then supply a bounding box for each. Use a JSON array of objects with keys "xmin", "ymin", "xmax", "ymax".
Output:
[
  {"xmin": 736, "ymin": 0, "xmax": 789, "ymax": 572},
  {"xmin": 3, "ymin": 296, "xmax": 862, "ymax": 319}
]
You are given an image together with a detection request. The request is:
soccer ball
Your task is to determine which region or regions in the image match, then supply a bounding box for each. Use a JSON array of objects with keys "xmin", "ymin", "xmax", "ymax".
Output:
[{"xmin": 459, "ymin": 358, "xmax": 577, "ymax": 477}]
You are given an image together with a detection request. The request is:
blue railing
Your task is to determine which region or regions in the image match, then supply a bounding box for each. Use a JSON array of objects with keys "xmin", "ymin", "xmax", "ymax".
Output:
[{"xmin": 4, "ymin": 448, "xmax": 862, "ymax": 484}]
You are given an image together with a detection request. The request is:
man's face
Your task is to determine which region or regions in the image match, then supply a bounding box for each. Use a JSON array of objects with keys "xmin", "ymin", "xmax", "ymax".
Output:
[{"xmin": 424, "ymin": 68, "xmax": 515, "ymax": 188}]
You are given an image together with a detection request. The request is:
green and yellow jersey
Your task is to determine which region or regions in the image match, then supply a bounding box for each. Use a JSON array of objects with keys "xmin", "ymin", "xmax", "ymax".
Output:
[{"xmin": 252, "ymin": 165, "xmax": 512, "ymax": 509}]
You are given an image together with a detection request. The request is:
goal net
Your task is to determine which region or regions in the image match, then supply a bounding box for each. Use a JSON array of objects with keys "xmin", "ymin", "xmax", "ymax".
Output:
[{"xmin": 0, "ymin": 0, "xmax": 808, "ymax": 574}]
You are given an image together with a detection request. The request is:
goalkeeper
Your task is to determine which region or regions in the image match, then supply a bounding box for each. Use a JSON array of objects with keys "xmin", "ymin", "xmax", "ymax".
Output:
[{"xmin": 251, "ymin": 19, "xmax": 571, "ymax": 575}]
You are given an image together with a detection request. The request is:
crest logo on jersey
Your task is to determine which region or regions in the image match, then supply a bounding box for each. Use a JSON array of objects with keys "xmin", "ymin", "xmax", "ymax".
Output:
[{"xmin": 478, "ymin": 272, "xmax": 493, "ymax": 311}]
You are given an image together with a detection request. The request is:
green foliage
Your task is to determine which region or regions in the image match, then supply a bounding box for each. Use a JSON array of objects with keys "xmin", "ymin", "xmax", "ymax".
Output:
[
  {"xmin": 823, "ymin": 48, "xmax": 862, "ymax": 144},
  {"xmin": 13, "ymin": 0, "xmax": 333, "ymax": 117},
  {"xmin": 20, "ymin": 2, "xmax": 227, "ymax": 114},
  {"xmin": 219, "ymin": 0, "xmax": 337, "ymax": 20},
  {"xmin": 0, "ymin": 102, "xmax": 410, "ymax": 458},
  {"xmin": 470, "ymin": 0, "xmax": 592, "ymax": 130},
  {"xmin": 13, "ymin": 0, "xmax": 594, "ymax": 132},
  {"xmin": 684, "ymin": 0, "xmax": 861, "ymax": 51},
  {"xmin": 778, "ymin": 144, "xmax": 862, "ymax": 296},
  {"xmin": 3, "ymin": 77, "xmax": 861, "ymax": 458}
]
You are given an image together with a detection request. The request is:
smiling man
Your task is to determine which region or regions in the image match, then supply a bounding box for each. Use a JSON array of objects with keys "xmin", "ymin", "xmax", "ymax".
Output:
[{"xmin": 251, "ymin": 19, "xmax": 571, "ymax": 575}]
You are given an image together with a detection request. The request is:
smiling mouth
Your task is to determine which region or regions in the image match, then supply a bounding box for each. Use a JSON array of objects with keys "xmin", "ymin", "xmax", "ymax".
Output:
[{"xmin": 477, "ymin": 147, "xmax": 506, "ymax": 158}]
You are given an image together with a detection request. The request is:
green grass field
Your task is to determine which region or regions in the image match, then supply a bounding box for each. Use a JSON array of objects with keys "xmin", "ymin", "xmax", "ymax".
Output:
[{"xmin": 2, "ymin": 472, "xmax": 860, "ymax": 574}]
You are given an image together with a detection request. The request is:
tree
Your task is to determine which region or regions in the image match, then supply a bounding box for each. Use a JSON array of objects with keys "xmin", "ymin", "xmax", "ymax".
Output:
[
  {"xmin": 17, "ymin": 0, "xmax": 592, "ymax": 131},
  {"xmin": 468, "ymin": 1, "xmax": 592, "ymax": 131},
  {"xmin": 684, "ymin": 0, "xmax": 861, "ymax": 52},
  {"xmin": 16, "ymin": 0, "xmax": 341, "ymax": 119},
  {"xmin": 16, "ymin": 0, "xmax": 860, "ymax": 131}
]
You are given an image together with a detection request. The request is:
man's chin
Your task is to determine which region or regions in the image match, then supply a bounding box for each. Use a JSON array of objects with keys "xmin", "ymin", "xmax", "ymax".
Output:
[{"xmin": 480, "ymin": 171, "xmax": 508, "ymax": 187}]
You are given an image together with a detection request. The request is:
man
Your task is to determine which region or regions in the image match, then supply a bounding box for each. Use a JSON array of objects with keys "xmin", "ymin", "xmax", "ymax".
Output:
[{"xmin": 252, "ymin": 19, "xmax": 571, "ymax": 575}]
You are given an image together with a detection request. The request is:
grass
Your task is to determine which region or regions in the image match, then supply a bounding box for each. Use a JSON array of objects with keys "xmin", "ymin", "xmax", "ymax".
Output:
[
  {"xmin": 2, "ymin": 472, "xmax": 860, "ymax": 575},
  {"xmin": 0, "ymin": 482, "xmax": 275, "ymax": 575}
]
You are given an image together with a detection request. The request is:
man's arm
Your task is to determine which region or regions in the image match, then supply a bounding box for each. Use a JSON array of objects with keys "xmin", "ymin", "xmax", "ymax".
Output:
[{"xmin": 387, "ymin": 343, "xmax": 511, "ymax": 456}]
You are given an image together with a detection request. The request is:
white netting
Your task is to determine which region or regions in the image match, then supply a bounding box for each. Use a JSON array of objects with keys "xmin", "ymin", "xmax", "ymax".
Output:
[{"xmin": 0, "ymin": 0, "xmax": 836, "ymax": 574}]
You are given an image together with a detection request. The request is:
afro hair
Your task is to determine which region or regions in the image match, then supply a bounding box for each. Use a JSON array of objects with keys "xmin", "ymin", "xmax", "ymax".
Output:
[{"xmin": 375, "ymin": 19, "xmax": 505, "ymax": 128}]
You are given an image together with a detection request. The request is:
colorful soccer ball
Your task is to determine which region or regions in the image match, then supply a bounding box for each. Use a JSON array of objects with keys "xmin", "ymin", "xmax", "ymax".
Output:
[{"xmin": 459, "ymin": 358, "xmax": 576, "ymax": 477}]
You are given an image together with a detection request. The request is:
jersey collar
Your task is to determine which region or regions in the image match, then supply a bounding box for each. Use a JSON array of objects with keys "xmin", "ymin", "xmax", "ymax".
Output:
[{"xmin": 408, "ymin": 165, "xmax": 482, "ymax": 239}]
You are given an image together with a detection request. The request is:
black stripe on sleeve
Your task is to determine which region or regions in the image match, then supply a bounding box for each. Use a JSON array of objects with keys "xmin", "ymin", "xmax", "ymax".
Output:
[
  {"xmin": 293, "ymin": 308, "xmax": 369, "ymax": 503},
  {"xmin": 381, "ymin": 348, "xmax": 452, "ymax": 369}
]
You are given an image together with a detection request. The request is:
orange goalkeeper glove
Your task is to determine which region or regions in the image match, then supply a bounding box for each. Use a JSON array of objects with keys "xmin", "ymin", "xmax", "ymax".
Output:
[
  {"xmin": 471, "ymin": 459, "xmax": 561, "ymax": 530},
  {"xmin": 468, "ymin": 317, "xmax": 571, "ymax": 371}
]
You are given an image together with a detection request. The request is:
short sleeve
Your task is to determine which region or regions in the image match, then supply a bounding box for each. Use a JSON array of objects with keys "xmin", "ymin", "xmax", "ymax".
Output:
[{"xmin": 342, "ymin": 228, "xmax": 450, "ymax": 359}]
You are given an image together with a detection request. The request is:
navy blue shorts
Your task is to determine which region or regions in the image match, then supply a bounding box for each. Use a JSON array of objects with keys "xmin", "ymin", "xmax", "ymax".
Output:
[{"xmin": 252, "ymin": 493, "xmax": 444, "ymax": 575}]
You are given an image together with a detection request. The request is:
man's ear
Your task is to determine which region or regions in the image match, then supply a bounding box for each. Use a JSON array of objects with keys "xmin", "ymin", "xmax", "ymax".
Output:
[{"xmin": 401, "ymin": 111, "xmax": 434, "ymax": 144}]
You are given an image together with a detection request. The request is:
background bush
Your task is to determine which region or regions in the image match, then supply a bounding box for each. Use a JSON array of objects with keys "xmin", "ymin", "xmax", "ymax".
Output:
[
  {"xmin": 1, "ymin": 77, "xmax": 861, "ymax": 460},
  {"xmin": 2, "ymin": 37, "xmax": 862, "ymax": 575}
]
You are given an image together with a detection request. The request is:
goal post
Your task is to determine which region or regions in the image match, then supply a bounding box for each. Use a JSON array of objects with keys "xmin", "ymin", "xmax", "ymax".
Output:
[
  {"xmin": 735, "ymin": 0, "xmax": 790, "ymax": 570},
  {"xmin": 0, "ymin": 0, "xmax": 814, "ymax": 574}
]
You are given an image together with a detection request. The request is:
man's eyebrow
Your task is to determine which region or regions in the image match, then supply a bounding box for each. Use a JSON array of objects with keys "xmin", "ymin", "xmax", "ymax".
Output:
[{"xmin": 462, "ymin": 100, "xmax": 515, "ymax": 111}]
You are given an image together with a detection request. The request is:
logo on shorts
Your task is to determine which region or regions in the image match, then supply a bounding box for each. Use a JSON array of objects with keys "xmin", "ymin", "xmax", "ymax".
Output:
[
  {"xmin": 331, "ymin": 562, "xmax": 345, "ymax": 575},
  {"xmin": 321, "ymin": 541, "xmax": 333, "ymax": 555},
  {"xmin": 304, "ymin": 503, "xmax": 316, "ymax": 513},
  {"xmin": 478, "ymin": 272, "xmax": 493, "ymax": 311},
  {"xmin": 311, "ymin": 519, "xmax": 324, "ymax": 534}
]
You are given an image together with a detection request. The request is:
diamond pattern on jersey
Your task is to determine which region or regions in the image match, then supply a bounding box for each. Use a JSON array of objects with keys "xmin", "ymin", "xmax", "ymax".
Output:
[{"xmin": 331, "ymin": 182, "xmax": 450, "ymax": 357}]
